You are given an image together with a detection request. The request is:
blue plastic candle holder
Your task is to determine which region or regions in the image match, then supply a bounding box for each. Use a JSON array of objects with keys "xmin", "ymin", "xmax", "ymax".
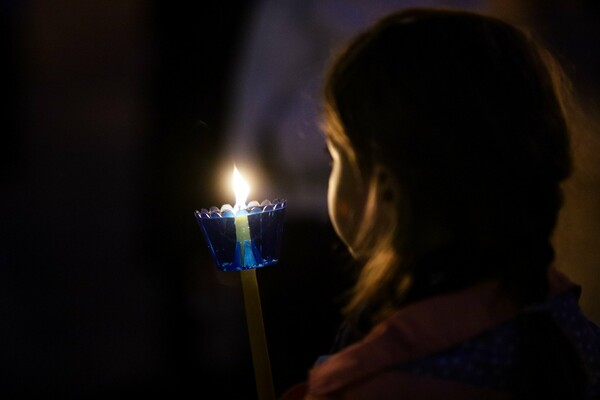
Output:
[{"xmin": 195, "ymin": 199, "xmax": 286, "ymax": 271}]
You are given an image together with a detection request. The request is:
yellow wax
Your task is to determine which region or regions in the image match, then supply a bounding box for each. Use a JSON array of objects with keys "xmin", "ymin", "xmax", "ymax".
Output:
[
  {"xmin": 241, "ymin": 269, "xmax": 275, "ymax": 400},
  {"xmin": 235, "ymin": 213, "xmax": 251, "ymax": 261},
  {"xmin": 235, "ymin": 214, "xmax": 252, "ymax": 242},
  {"xmin": 236, "ymin": 211, "xmax": 275, "ymax": 400}
]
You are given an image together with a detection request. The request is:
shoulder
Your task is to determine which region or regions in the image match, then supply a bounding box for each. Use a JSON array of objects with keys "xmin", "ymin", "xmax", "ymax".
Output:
[
  {"xmin": 298, "ymin": 269, "xmax": 584, "ymax": 399},
  {"xmin": 303, "ymin": 279, "xmax": 517, "ymax": 399}
]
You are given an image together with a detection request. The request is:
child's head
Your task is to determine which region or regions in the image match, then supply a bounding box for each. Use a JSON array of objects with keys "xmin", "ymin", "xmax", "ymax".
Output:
[{"xmin": 323, "ymin": 8, "xmax": 572, "ymax": 325}]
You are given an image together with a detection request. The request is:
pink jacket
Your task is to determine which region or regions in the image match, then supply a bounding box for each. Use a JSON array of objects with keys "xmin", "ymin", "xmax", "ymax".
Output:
[{"xmin": 281, "ymin": 269, "xmax": 589, "ymax": 400}]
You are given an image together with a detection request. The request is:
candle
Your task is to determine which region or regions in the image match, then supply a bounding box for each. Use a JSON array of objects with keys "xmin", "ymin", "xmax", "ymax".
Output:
[
  {"xmin": 196, "ymin": 168, "xmax": 286, "ymax": 271},
  {"xmin": 232, "ymin": 166, "xmax": 255, "ymax": 266},
  {"xmin": 194, "ymin": 164, "xmax": 286, "ymax": 400},
  {"xmin": 231, "ymin": 165, "xmax": 275, "ymax": 400}
]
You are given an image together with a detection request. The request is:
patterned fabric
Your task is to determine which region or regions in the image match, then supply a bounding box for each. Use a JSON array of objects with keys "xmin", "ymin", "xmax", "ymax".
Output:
[
  {"xmin": 553, "ymin": 292, "xmax": 600, "ymax": 399},
  {"xmin": 396, "ymin": 291, "xmax": 600, "ymax": 397},
  {"xmin": 398, "ymin": 318, "xmax": 518, "ymax": 389},
  {"xmin": 283, "ymin": 270, "xmax": 598, "ymax": 400}
]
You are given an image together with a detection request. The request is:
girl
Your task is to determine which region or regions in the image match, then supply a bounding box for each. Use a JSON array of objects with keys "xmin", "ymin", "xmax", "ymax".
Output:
[{"xmin": 283, "ymin": 8, "xmax": 600, "ymax": 400}]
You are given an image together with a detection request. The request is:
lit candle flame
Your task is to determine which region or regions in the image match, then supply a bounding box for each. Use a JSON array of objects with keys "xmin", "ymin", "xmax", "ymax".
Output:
[{"xmin": 233, "ymin": 165, "xmax": 250, "ymax": 210}]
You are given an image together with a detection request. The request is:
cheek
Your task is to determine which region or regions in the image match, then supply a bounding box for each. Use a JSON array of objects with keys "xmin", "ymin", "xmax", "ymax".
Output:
[
  {"xmin": 327, "ymin": 165, "xmax": 341, "ymax": 232},
  {"xmin": 328, "ymin": 160, "xmax": 362, "ymax": 248}
]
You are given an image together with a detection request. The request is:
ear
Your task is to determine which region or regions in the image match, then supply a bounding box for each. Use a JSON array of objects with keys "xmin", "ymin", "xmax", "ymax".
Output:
[
  {"xmin": 352, "ymin": 163, "xmax": 402, "ymax": 257},
  {"xmin": 373, "ymin": 164, "xmax": 400, "ymax": 208}
]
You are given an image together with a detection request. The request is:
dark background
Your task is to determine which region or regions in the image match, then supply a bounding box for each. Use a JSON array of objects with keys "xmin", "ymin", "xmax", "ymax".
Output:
[
  {"xmin": 1, "ymin": 2, "xmax": 349, "ymax": 398},
  {"xmin": 1, "ymin": 1, "xmax": 599, "ymax": 399}
]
